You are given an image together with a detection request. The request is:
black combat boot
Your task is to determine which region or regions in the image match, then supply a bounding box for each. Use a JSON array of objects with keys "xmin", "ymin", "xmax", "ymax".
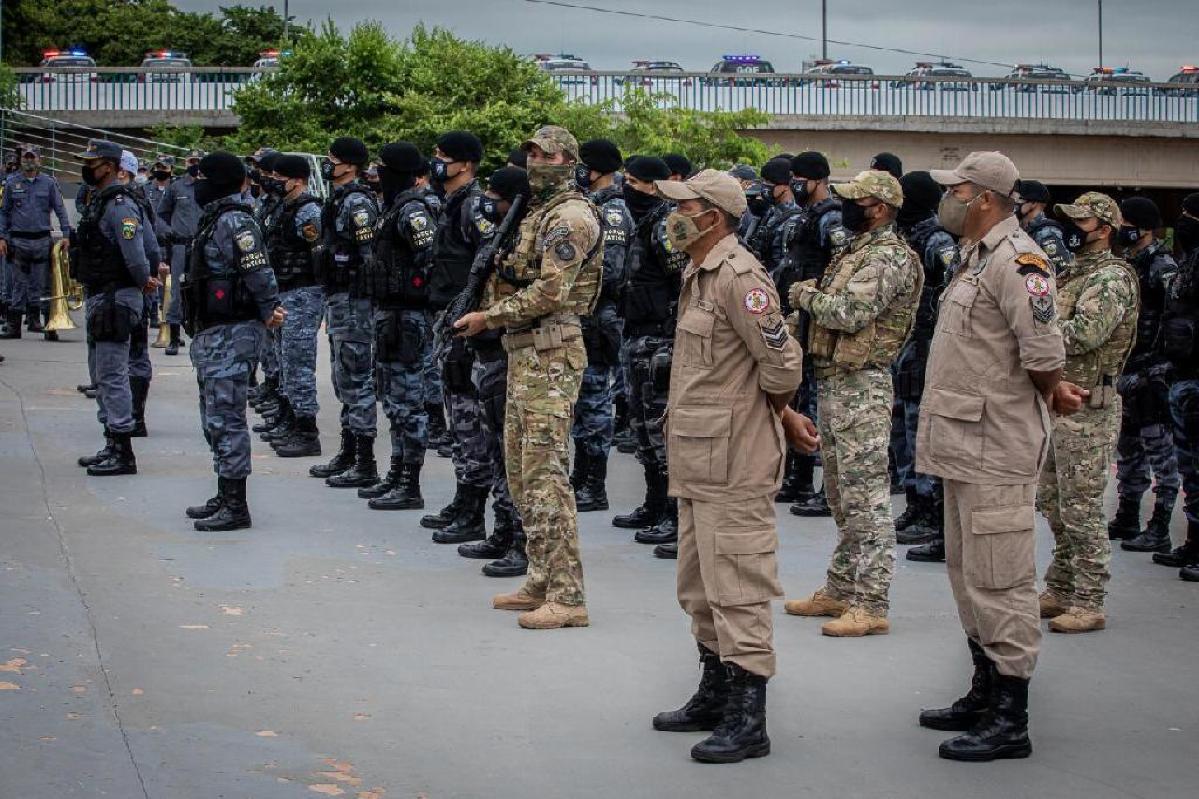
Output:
[
  {"xmin": 129, "ymin": 376, "xmax": 150, "ymax": 437},
  {"xmin": 690, "ymin": 663, "xmax": 771, "ymax": 764},
  {"xmin": 790, "ymin": 488, "xmax": 831, "ymax": 517},
  {"xmin": 251, "ymin": 374, "xmax": 280, "ymax": 411},
  {"xmin": 636, "ymin": 499, "xmax": 678, "ymax": 545},
  {"xmin": 897, "ymin": 495, "xmax": 939, "ymax": 545},
  {"xmin": 194, "ymin": 476, "xmax": 252, "ymax": 532},
  {"xmin": 86, "ymin": 431, "xmax": 137, "ymax": 476},
  {"xmin": 1107, "ymin": 495, "xmax": 1142, "ymax": 540},
  {"xmin": 84, "ymin": 385, "xmax": 98, "ymax": 399},
  {"xmin": 76, "ymin": 382, "xmax": 95, "ymax": 394},
  {"xmin": 1122, "ymin": 499, "xmax": 1175, "ymax": 553},
  {"xmin": 78, "ymin": 434, "xmax": 114, "ymax": 468},
  {"xmin": 326, "ymin": 436, "xmax": 377, "ymax": 488},
  {"xmin": 420, "ymin": 483, "xmax": 467, "ymax": 529},
  {"xmin": 260, "ymin": 401, "xmax": 296, "ymax": 442},
  {"xmin": 613, "ymin": 462, "xmax": 666, "ymax": 529},
  {"xmin": 776, "ymin": 453, "xmax": 815, "ymax": 504},
  {"xmin": 2, "ymin": 311, "xmax": 22, "ymax": 339},
  {"xmin": 426, "ymin": 402, "xmax": 449, "ymax": 448},
  {"xmin": 309, "ymin": 428, "xmax": 355, "ymax": 478},
  {"xmin": 165, "ymin": 323, "xmax": 182, "ymax": 356},
  {"xmin": 459, "ymin": 506, "xmax": 514, "ymax": 560},
  {"xmin": 654, "ymin": 541, "xmax": 678, "ymax": 559},
  {"xmin": 907, "ymin": 538, "xmax": 946, "ymax": 562},
  {"xmin": 25, "ymin": 307, "xmax": 43, "ymax": 333},
  {"xmin": 919, "ymin": 639, "xmax": 995, "ymax": 731},
  {"xmin": 432, "ymin": 484, "xmax": 488, "ymax": 544},
  {"xmin": 369, "ymin": 462, "xmax": 424, "ymax": 510},
  {"xmin": 939, "ymin": 674, "xmax": 1032, "ymax": 762},
  {"xmin": 654, "ymin": 644, "xmax": 730, "ymax": 732},
  {"xmin": 894, "ymin": 486, "xmax": 922, "ymax": 530},
  {"xmin": 273, "ymin": 416, "xmax": 321, "ymax": 457},
  {"xmin": 252, "ymin": 394, "xmax": 288, "ymax": 433},
  {"xmin": 185, "ymin": 486, "xmax": 223, "ymax": 520},
  {"xmin": 1155, "ymin": 521, "xmax": 1199, "ymax": 568},
  {"xmin": 1181, "ymin": 562, "xmax": 1199, "ymax": 581},
  {"xmin": 358, "ymin": 456, "xmax": 402, "ymax": 499},
  {"xmin": 570, "ymin": 448, "xmax": 588, "ymax": 495},
  {"xmin": 576, "ymin": 453, "xmax": 609, "ymax": 512},
  {"xmin": 482, "ymin": 524, "xmax": 528, "ymax": 577}
]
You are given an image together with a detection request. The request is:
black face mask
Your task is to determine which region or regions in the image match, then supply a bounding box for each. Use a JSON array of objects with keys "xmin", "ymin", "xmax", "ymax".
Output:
[
  {"xmin": 1175, "ymin": 216, "xmax": 1199, "ymax": 255},
  {"xmin": 623, "ymin": 183, "xmax": 661, "ymax": 220},
  {"xmin": 1117, "ymin": 225, "xmax": 1142, "ymax": 248},
  {"xmin": 151, "ymin": 169, "xmax": 171, "ymax": 182},
  {"xmin": 574, "ymin": 165, "xmax": 592, "ymax": 192},
  {"xmin": 791, "ymin": 179, "xmax": 810, "ymax": 207},
  {"xmin": 81, "ymin": 164, "xmax": 103, "ymax": 186},
  {"xmin": 378, "ymin": 166, "xmax": 417, "ymax": 206},
  {"xmin": 840, "ymin": 201, "xmax": 871, "ymax": 234},
  {"xmin": 249, "ymin": 184, "xmax": 261, "ymax": 199},
  {"xmin": 429, "ymin": 158, "xmax": 451, "ymax": 183},
  {"xmin": 193, "ymin": 178, "xmax": 235, "ymax": 208},
  {"xmin": 320, "ymin": 159, "xmax": 337, "ymax": 181},
  {"xmin": 186, "ymin": 164, "xmax": 200, "ymax": 177},
  {"xmin": 1061, "ymin": 220, "xmax": 1089, "ymax": 253},
  {"xmin": 478, "ymin": 196, "xmax": 503, "ymax": 224},
  {"xmin": 897, "ymin": 202, "xmax": 934, "ymax": 230},
  {"xmin": 745, "ymin": 183, "xmax": 769, "ymax": 217}
]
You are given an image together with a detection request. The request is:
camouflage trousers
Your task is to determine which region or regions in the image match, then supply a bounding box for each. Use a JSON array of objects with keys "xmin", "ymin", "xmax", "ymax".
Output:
[
  {"xmin": 1040, "ymin": 400, "xmax": 1120, "ymax": 612},
  {"xmin": 278, "ymin": 285, "xmax": 325, "ymax": 418},
  {"xmin": 446, "ymin": 384, "xmax": 493, "ymax": 489},
  {"xmin": 621, "ymin": 334, "xmax": 670, "ymax": 468},
  {"xmin": 191, "ymin": 320, "xmax": 265, "ymax": 479},
  {"xmin": 325, "ymin": 292, "xmax": 376, "ymax": 437},
  {"xmin": 422, "ymin": 313, "xmax": 444, "ymax": 408},
  {"xmin": 85, "ymin": 288, "xmax": 144, "ymax": 434},
  {"xmin": 817, "ymin": 367, "xmax": 896, "ymax": 616},
  {"xmin": 571, "ymin": 363, "xmax": 616, "ymax": 460},
  {"xmin": 1115, "ymin": 396, "xmax": 1179, "ymax": 507},
  {"xmin": 260, "ymin": 324, "xmax": 281, "ymax": 380},
  {"xmin": 1169, "ymin": 379, "xmax": 1199, "ymax": 525},
  {"xmin": 505, "ymin": 338, "xmax": 586, "ymax": 606},
  {"xmin": 375, "ymin": 308, "xmax": 429, "ymax": 466},
  {"xmin": 473, "ymin": 351, "xmax": 518, "ymax": 520}
]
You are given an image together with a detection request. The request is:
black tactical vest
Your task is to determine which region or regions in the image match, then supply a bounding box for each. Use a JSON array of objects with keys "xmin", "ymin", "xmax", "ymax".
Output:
[
  {"xmin": 73, "ymin": 184, "xmax": 140, "ymax": 291},
  {"xmin": 369, "ymin": 191, "xmax": 438, "ymax": 309},
  {"xmin": 184, "ymin": 199, "xmax": 262, "ymax": 330},
  {"xmin": 1127, "ymin": 242, "xmax": 1169, "ymax": 367},
  {"xmin": 1160, "ymin": 248, "xmax": 1199, "ymax": 378},
  {"xmin": 904, "ymin": 216, "xmax": 953, "ymax": 343},
  {"xmin": 320, "ymin": 184, "xmax": 375, "ymax": 292},
  {"xmin": 428, "ymin": 183, "xmax": 482, "ymax": 309},
  {"xmin": 267, "ymin": 193, "xmax": 319, "ymax": 287},
  {"xmin": 623, "ymin": 202, "xmax": 680, "ymax": 331}
]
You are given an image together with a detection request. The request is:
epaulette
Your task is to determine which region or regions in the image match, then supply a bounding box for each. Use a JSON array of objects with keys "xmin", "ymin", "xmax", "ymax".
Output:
[{"xmin": 727, "ymin": 246, "xmax": 758, "ymax": 275}]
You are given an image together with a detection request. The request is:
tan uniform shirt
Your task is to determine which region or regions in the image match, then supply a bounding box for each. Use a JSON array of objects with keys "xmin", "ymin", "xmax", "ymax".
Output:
[
  {"xmin": 916, "ymin": 215, "xmax": 1066, "ymax": 484},
  {"xmin": 666, "ymin": 233, "xmax": 805, "ymax": 501}
]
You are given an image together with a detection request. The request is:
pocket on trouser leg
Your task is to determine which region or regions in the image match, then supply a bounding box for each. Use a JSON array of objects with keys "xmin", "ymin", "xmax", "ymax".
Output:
[
  {"xmin": 713, "ymin": 528, "xmax": 782, "ymax": 607},
  {"xmin": 966, "ymin": 506, "xmax": 1036, "ymax": 590}
]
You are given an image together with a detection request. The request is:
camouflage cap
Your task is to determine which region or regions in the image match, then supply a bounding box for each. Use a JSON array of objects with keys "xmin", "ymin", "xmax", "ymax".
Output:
[
  {"xmin": 831, "ymin": 169, "xmax": 904, "ymax": 207},
  {"xmin": 154, "ymin": 153, "xmax": 176, "ymax": 167},
  {"xmin": 1055, "ymin": 191, "xmax": 1122, "ymax": 227},
  {"xmin": 655, "ymin": 168, "xmax": 748, "ymax": 218},
  {"xmin": 522, "ymin": 125, "xmax": 579, "ymax": 162}
]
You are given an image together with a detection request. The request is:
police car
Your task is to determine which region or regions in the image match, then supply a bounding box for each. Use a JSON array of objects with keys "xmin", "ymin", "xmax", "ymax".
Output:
[
  {"xmin": 37, "ymin": 50, "xmax": 98, "ymax": 84},
  {"xmin": 139, "ymin": 51, "xmax": 193, "ymax": 84},
  {"xmin": 993, "ymin": 63, "xmax": 1076, "ymax": 93},
  {"xmin": 615, "ymin": 60, "xmax": 693, "ymax": 88},
  {"xmin": 901, "ymin": 61, "xmax": 975, "ymax": 91},
  {"xmin": 702, "ymin": 55, "xmax": 779, "ymax": 87},
  {"xmin": 1166, "ymin": 65, "xmax": 1199, "ymax": 96},
  {"xmin": 799, "ymin": 60, "xmax": 879, "ymax": 89},
  {"xmin": 251, "ymin": 49, "xmax": 291, "ymax": 69},
  {"xmin": 533, "ymin": 54, "xmax": 597, "ymax": 86},
  {"xmin": 1083, "ymin": 67, "xmax": 1153, "ymax": 96}
]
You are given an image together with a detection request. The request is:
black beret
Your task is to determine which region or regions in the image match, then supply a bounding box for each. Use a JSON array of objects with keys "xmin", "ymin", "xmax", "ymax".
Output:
[
  {"xmin": 1183, "ymin": 192, "xmax": 1199, "ymax": 217},
  {"xmin": 580, "ymin": 139, "xmax": 623, "ymax": 174},
  {"xmin": 1120, "ymin": 197, "xmax": 1162, "ymax": 230},
  {"xmin": 760, "ymin": 156, "xmax": 793, "ymax": 186},
  {"xmin": 728, "ymin": 164, "xmax": 757, "ymax": 181},
  {"xmin": 1015, "ymin": 179, "xmax": 1051, "ymax": 204},
  {"xmin": 487, "ymin": 166, "xmax": 531, "ymax": 203},
  {"xmin": 379, "ymin": 142, "xmax": 425, "ymax": 173},
  {"xmin": 625, "ymin": 155, "xmax": 671, "ymax": 182},
  {"xmin": 791, "ymin": 151, "xmax": 830, "ymax": 180},
  {"xmin": 197, "ymin": 151, "xmax": 246, "ymax": 188},
  {"xmin": 899, "ymin": 171, "xmax": 943, "ymax": 215},
  {"xmin": 329, "ymin": 136, "xmax": 369, "ymax": 166},
  {"xmin": 436, "ymin": 131, "xmax": 484, "ymax": 163},
  {"xmin": 257, "ymin": 150, "xmax": 281, "ymax": 173},
  {"xmin": 273, "ymin": 154, "xmax": 310, "ymax": 180},
  {"xmin": 662, "ymin": 153, "xmax": 692, "ymax": 178},
  {"xmin": 870, "ymin": 151, "xmax": 903, "ymax": 179},
  {"xmin": 507, "ymin": 147, "xmax": 528, "ymax": 169}
]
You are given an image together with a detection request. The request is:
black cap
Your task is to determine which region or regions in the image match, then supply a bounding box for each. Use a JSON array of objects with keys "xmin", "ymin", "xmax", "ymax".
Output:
[
  {"xmin": 625, "ymin": 155, "xmax": 671, "ymax": 182},
  {"xmin": 791, "ymin": 151, "xmax": 830, "ymax": 180},
  {"xmin": 580, "ymin": 139, "xmax": 623, "ymax": 174},
  {"xmin": 248, "ymin": 147, "xmax": 278, "ymax": 164},
  {"xmin": 329, "ymin": 136, "xmax": 369, "ymax": 166},
  {"xmin": 870, "ymin": 152, "xmax": 903, "ymax": 179},
  {"xmin": 1120, "ymin": 197, "xmax": 1162, "ymax": 230},
  {"xmin": 258, "ymin": 151, "xmax": 281, "ymax": 173},
  {"xmin": 1014, "ymin": 179, "xmax": 1051, "ymax": 204},
  {"xmin": 436, "ymin": 131, "xmax": 484, "ymax": 164},
  {"xmin": 662, "ymin": 153, "xmax": 692, "ymax": 178},
  {"xmin": 274, "ymin": 154, "xmax": 311, "ymax": 180},
  {"xmin": 487, "ymin": 166, "xmax": 531, "ymax": 203},
  {"xmin": 379, "ymin": 142, "xmax": 425, "ymax": 173},
  {"xmin": 507, "ymin": 147, "xmax": 528, "ymax": 169},
  {"xmin": 899, "ymin": 171, "xmax": 943, "ymax": 215},
  {"xmin": 760, "ymin": 156, "xmax": 793, "ymax": 186},
  {"xmin": 728, "ymin": 164, "xmax": 757, "ymax": 181},
  {"xmin": 198, "ymin": 151, "xmax": 247, "ymax": 191},
  {"xmin": 1183, "ymin": 192, "xmax": 1199, "ymax": 218},
  {"xmin": 77, "ymin": 140, "xmax": 123, "ymax": 162}
]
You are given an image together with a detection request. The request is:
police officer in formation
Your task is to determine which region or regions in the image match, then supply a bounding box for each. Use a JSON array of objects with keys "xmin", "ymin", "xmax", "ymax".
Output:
[
  {"xmin": 0, "ymin": 144, "xmax": 72, "ymax": 340},
  {"xmin": 70, "ymin": 141, "xmax": 158, "ymax": 476},
  {"xmin": 181, "ymin": 152, "xmax": 284, "ymax": 531},
  {"xmin": 356, "ymin": 142, "xmax": 440, "ymax": 511},
  {"xmin": 571, "ymin": 138, "xmax": 632, "ymax": 513},
  {"xmin": 1013, "ymin": 179, "xmax": 1072, "ymax": 274},
  {"xmin": 613, "ymin": 156, "xmax": 688, "ymax": 554},
  {"xmin": 745, "ymin": 156, "xmax": 801, "ymax": 277},
  {"xmin": 158, "ymin": 149, "xmax": 205, "ymax": 355},
  {"xmin": 785, "ymin": 170, "xmax": 921, "ymax": 638},
  {"xmin": 260, "ymin": 155, "xmax": 326, "ymax": 458},
  {"xmin": 456, "ymin": 166, "xmax": 532, "ymax": 578},
  {"xmin": 309, "ymin": 137, "xmax": 381, "ymax": 489},
  {"xmin": 891, "ymin": 171, "xmax": 957, "ymax": 563},
  {"xmin": 245, "ymin": 149, "xmax": 286, "ymax": 418},
  {"xmin": 1038, "ymin": 192, "xmax": 1139, "ymax": 634},
  {"xmin": 1109, "ymin": 197, "xmax": 1179, "ymax": 554}
]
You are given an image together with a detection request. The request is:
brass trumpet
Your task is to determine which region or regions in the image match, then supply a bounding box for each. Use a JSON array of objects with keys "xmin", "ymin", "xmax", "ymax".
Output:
[
  {"xmin": 152, "ymin": 274, "xmax": 172, "ymax": 348},
  {"xmin": 45, "ymin": 240, "xmax": 79, "ymax": 332}
]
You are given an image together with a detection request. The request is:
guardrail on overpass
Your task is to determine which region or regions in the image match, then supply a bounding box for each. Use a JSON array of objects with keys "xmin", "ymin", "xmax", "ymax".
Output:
[{"xmin": 10, "ymin": 67, "xmax": 1199, "ymax": 124}]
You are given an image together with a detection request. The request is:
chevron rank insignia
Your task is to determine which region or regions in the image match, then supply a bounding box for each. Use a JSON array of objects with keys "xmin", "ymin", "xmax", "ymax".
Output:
[{"xmin": 760, "ymin": 317, "xmax": 788, "ymax": 349}]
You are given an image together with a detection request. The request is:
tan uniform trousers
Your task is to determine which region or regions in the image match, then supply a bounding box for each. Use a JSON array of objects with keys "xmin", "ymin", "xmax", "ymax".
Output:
[
  {"xmin": 943, "ymin": 479, "xmax": 1042, "ymax": 679},
  {"xmin": 677, "ymin": 495, "xmax": 784, "ymax": 678}
]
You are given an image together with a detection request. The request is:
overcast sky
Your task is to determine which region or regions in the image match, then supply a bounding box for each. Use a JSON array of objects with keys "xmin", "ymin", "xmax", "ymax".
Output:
[{"xmin": 180, "ymin": 0, "xmax": 1197, "ymax": 80}]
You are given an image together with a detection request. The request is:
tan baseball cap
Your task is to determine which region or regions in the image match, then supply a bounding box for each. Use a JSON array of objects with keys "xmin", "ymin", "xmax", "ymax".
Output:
[
  {"xmin": 1055, "ymin": 191, "xmax": 1122, "ymax": 228},
  {"xmin": 831, "ymin": 169, "xmax": 904, "ymax": 207},
  {"xmin": 522, "ymin": 125, "xmax": 579, "ymax": 161},
  {"xmin": 655, "ymin": 168, "xmax": 748, "ymax": 218},
  {"xmin": 930, "ymin": 151, "xmax": 1020, "ymax": 196}
]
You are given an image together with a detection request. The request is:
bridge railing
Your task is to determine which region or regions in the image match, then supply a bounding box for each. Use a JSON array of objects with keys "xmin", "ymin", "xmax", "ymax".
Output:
[{"xmin": 11, "ymin": 67, "xmax": 1199, "ymax": 123}]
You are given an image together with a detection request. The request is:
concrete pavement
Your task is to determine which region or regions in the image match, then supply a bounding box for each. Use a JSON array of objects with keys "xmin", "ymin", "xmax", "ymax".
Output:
[{"xmin": 1, "ymin": 327, "xmax": 1196, "ymax": 799}]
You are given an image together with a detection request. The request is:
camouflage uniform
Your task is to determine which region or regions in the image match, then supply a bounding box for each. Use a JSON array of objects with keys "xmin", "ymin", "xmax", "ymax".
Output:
[
  {"xmin": 481, "ymin": 128, "xmax": 602, "ymax": 607},
  {"xmin": 472, "ymin": 353, "xmax": 520, "ymax": 522},
  {"xmin": 791, "ymin": 172, "xmax": 922, "ymax": 617},
  {"xmin": 267, "ymin": 196, "xmax": 325, "ymax": 418},
  {"xmin": 1040, "ymin": 197, "xmax": 1139, "ymax": 613},
  {"xmin": 1025, "ymin": 212, "xmax": 1072, "ymax": 275}
]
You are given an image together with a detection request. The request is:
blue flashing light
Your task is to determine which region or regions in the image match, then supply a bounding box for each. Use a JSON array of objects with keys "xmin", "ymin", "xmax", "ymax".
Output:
[{"xmin": 722, "ymin": 54, "xmax": 760, "ymax": 63}]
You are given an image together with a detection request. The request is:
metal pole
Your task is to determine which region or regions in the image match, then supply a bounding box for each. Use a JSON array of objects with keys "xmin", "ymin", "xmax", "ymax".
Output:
[
  {"xmin": 1098, "ymin": 0, "xmax": 1103, "ymax": 68},
  {"xmin": 283, "ymin": 0, "xmax": 290, "ymax": 43},
  {"xmin": 821, "ymin": 0, "xmax": 827, "ymax": 61}
]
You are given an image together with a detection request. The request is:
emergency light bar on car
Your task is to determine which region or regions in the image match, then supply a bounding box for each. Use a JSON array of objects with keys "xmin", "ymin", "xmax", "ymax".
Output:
[{"xmin": 722, "ymin": 55, "xmax": 760, "ymax": 63}]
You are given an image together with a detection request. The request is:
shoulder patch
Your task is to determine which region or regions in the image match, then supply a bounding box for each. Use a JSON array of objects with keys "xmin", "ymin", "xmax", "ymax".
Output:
[
  {"xmin": 409, "ymin": 211, "xmax": 430, "ymax": 232},
  {"xmin": 301, "ymin": 223, "xmax": 319, "ymax": 242},
  {"xmin": 1030, "ymin": 294, "xmax": 1056, "ymax": 323},
  {"xmin": 937, "ymin": 245, "xmax": 958, "ymax": 269},
  {"xmin": 743, "ymin": 287, "xmax": 771, "ymax": 315},
  {"xmin": 553, "ymin": 241, "xmax": 577, "ymax": 262},
  {"xmin": 828, "ymin": 226, "xmax": 849, "ymax": 248},
  {"xmin": 604, "ymin": 207, "xmax": 624, "ymax": 227},
  {"xmin": 1024, "ymin": 272, "xmax": 1051, "ymax": 297},
  {"xmin": 235, "ymin": 229, "xmax": 257, "ymax": 253},
  {"xmin": 120, "ymin": 217, "xmax": 138, "ymax": 240},
  {"xmin": 352, "ymin": 209, "xmax": 371, "ymax": 229},
  {"xmin": 1016, "ymin": 253, "xmax": 1050, "ymax": 275}
]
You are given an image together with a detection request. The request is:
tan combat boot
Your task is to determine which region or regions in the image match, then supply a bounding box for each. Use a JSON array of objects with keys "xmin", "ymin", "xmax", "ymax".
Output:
[
  {"xmin": 518, "ymin": 602, "xmax": 590, "ymax": 629},
  {"xmin": 821, "ymin": 608, "xmax": 891, "ymax": 637},
  {"xmin": 1048, "ymin": 607, "xmax": 1106, "ymax": 633},
  {"xmin": 492, "ymin": 588, "xmax": 545, "ymax": 611},
  {"xmin": 784, "ymin": 588, "xmax": 848, "ymax": 617},
  {"xmin": 1039, "ymin": 590, "xmax": 1066, "ymax": 619}
]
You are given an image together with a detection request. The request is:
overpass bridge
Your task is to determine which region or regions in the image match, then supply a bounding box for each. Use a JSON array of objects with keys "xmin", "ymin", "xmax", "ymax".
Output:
[{"xmin": 4, "ymin": 67, "xmax": 1198, "ymax": 190}]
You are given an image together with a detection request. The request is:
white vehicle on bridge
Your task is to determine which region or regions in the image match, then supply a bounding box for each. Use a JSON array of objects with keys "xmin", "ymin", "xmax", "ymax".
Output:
[
  {"xmin": 615, "ymin": 60, "xmax": 693, "ymax": 89},
  {"xmin": 702, "ymin": 55, "xmax": 780, "ymax": 88},
  {"xmin": 533, "ymin": 54, "xmax": 597, "ymax": 86},
  {"xmin": 799, "ymin": 60, "xmax": 879, "ymax": 89},
  {"xmin": 994, "ymin": 63, "xmax": 1077, "ymax": 93},
  {"xmin": 37, "ymin": 51, "xmax": 97, "ymax": 84},
  {"xmin": 139, "ymin": 51, "xmax": 193, "ymax": 84},
  {"xmin": 1084, "ymin": 67, "xmax": 1154, "ymax": 96},
  {"xmin": 901, "ymin": 62, "xmax": 976, "ymax": 91},
  {"xmin": 1166, "ymin": 65, "xmax": 1199, "ymax": 96}
]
